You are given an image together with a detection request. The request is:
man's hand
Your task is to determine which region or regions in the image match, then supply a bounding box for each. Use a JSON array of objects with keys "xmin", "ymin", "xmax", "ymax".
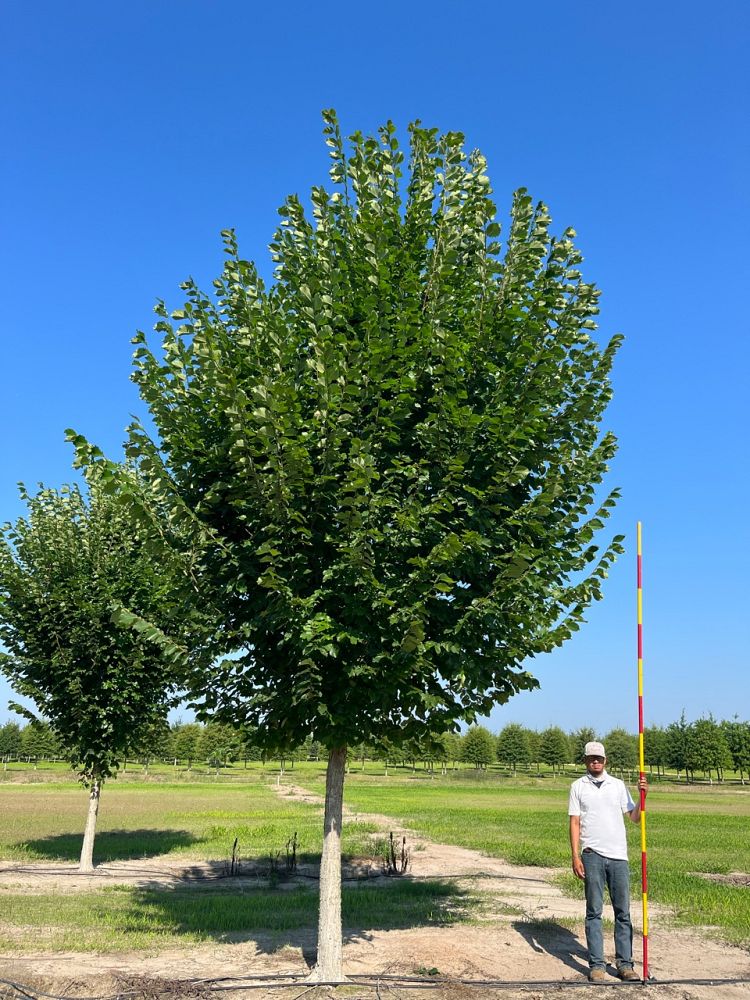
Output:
[
  {"xmin": 628, "ymin": 775, "xmax": 649, "ymax": 822},
  {"xmin": 572, "ymin": 855, "xmax": 585, "ymax": 880}
]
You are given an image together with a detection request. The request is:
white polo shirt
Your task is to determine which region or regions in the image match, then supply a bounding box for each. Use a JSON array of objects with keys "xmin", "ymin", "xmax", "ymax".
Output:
[{"xmin": 568, "ymin": 771, "xmax": 635, "ymax": 861}]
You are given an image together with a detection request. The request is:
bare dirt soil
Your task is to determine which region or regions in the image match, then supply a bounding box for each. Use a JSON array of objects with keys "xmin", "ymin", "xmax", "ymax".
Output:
[
  {"xmin": 697, "ymin": 873, "xmax": 750, "ymax": 888},
  {"xmin": 0, "ymin": 783, "xmax": 748, "ymax": 1000}
]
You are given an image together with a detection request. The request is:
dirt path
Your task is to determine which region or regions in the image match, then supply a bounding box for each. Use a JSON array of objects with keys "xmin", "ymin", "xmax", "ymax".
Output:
[{"xmin": 0, "ymin": 780, "xmax": 747, "ymax": 1000}]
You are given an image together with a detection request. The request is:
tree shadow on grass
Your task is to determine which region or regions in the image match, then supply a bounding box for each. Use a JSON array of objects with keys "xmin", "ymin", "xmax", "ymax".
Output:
[
  {"xmin": 112, "ymin": 877, "xmax": 476, "ymax": 957},
  {"xmin": 20, "ymin": 829, "xmax": 201, "ymax": 862},
  {"xmin": 512, "ymin": 918, "xmax": 589, "ymax": 976}
]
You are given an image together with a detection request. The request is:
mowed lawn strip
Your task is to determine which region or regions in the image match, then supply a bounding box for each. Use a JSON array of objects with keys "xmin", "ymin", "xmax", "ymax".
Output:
[
  {"xmin": 2, "ymin": 774, "xmax": 749, "ymax": 950},
  {"xmin": 0, "ymin": 779, "xmax": 486, "ymax": 954},
  {"xmin": 304, "ymin": 774, "xmax": 750, "ymax": 945},
  {"xmin": 0, "ymin": 780, "xmax": 377, "ymax": 863},
  {"xmin": 0, "ymin": 879, "xmax": 474, "ymax": 953}
]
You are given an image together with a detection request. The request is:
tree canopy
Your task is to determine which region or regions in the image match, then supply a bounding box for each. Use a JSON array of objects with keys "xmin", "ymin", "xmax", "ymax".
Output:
[
  {"xmin": 539, "ymin": 726, "xmax": 570, "ymax": 772},
  {"xmin": 496, "ymin": 723, "xmax": 531, "ymax": 771},
  {"xmin": 0, "ymin": 478, "xmax": 191, "ymax": 783},
  {"xmin": 68, "ymin": 110, "xmax": 623, "ymax": 977},
  {"xmin": 603, "ymin": 727, "xmax": 638, "ymax": 772},
  {"xmin": 461, "ymin": 724, "xmax": 496, "ymax": 768},
  {"xmin": 75, "ymin": 111, "xmax": 624, "ymax": 755},
  {"xmin": 0, "ymin": 476, "xmax": 198, "ymax": 868}
]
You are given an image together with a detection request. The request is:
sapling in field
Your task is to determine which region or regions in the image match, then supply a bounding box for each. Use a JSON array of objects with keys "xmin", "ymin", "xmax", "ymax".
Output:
[
  {"xmin": 70, "ymin": 111, "xmax": 622, "ymax": 978},
  {"xmin": 0, "ymin": 474, "xmax": 200, "ymax": 870}
]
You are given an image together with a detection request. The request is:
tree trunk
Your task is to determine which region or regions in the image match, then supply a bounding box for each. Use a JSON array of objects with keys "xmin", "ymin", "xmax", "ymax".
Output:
[
  {"xmin": 311, "ymin": 745, "xmax": 348, "ymax": 982},
  {"xmin": 79, "ymin": 779, "xmax": 101, "ymax": 873}
]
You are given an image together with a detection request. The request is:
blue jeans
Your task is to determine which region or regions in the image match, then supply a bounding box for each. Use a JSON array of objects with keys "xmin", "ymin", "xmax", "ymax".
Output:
[{"xmin": 582, "ymin": 849, "xmax": 633, "ymax": 970}]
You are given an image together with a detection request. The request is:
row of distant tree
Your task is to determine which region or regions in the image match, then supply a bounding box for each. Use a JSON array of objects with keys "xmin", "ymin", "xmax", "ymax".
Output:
[
  {"xmin": 3, "ymin": 712, "xmax": 748, "ymax": 782},
  {"xmin": 443, "ymin": 715, "xmax": 750, "ymax": 782}
]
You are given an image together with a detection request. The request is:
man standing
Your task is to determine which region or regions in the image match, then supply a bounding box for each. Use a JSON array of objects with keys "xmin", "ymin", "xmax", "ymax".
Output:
[{"xmin": 568, "ymin": 740, "xmax": 647, "ymax": 983}]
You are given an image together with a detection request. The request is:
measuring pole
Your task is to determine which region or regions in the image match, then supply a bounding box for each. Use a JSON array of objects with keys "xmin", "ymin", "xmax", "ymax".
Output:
[{"xmin": 637, "ymin": 522, "xmax": 650, "ymax": 981}]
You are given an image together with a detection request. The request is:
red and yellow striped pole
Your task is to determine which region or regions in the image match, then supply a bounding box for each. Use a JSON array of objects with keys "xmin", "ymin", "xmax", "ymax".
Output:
[{"xmin": 637, "ymin": 521, "xmax": 650, "ymax": 981}]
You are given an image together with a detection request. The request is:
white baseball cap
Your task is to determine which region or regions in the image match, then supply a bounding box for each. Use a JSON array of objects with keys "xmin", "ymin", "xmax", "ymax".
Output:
[{"xmin": 584, "ymin": 741, "xmax": 606, "ymax": 758}]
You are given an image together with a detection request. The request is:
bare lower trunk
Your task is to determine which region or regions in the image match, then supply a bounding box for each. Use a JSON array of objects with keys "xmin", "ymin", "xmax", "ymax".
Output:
[
  {"xmin": 79, "ymin": 779, "xmax": 101, "ymax": 873},
  {"xmin": 310, "ymin": 745, "xmax": 347, "ymax": 982}
]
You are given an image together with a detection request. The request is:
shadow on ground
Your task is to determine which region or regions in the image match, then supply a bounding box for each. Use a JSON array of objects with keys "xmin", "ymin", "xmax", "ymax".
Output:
[
  {"xmin": 512, "ymin": 919, "xmax": 588, "ymax": 976},
  {"xmin": 20, "ymin": 829, "xmax": 201, "ymax": 862},
  {"xmin": 62, "ymin": 877, "xmax": 477, "ymax": 958}
]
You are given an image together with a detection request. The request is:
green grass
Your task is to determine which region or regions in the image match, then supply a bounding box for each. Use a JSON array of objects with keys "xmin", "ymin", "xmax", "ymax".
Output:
[
  {"xmin": 303, "ymin": 773, "xmax": 750, "ymax": 945},
  {"xmin": 555, "ymin": 869, "xmax": 750, "ymax": 946},
  {"xmin": 0, "ymin": 879, "xmax": 474, "ymax": 952},
  {"xmin": 313, "ymin": 777, "xmax": 580, "ymax": 866},
  {"xmin": 0, "ymin": 780, "xmax": 378, "ymax": 864},
  {"xmin": 328, "ymin": 776, "xmax": 750, "ymax": 868},
  {"xmin": 0, "ymin": 777, "xmax": 474, "ymax": 953},
  {"xmin": 2, "ymin": 771, "xmax": 749, "ymax": 951}
]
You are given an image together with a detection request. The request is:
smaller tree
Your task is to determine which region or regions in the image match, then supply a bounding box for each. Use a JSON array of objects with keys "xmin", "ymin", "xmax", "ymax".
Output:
[
  {"xmin": 691, "ymin": 716, "xmax": 731, "ymax": 782},
  {"xmin": 722, "ymin": 718, "xmax": 750, "ymax": 783},
  {"xmin": 643, "ymin": 725, "xmax": 668, "ymax": 777},
  {"xmin": 278, "ymin": 741, "xmax": 305, "ymax": 772},
  {"xmin": 603, "ymin": 728, "xmax": 638, "ymax": 776},
  {"xmin": 539, "ymin": 726, "xmax": 570, "ymax": 774},
  {"xmin": 496, "ymin": 723, "xmax": 530, "ymax": 773},
  {"xmin": 461, "ymin": 726, "xmax": 496, "ymax": 769},
  {"xmin": 443, "ymin": 732, "xmax": 463, "ymax": 770},
  {"xmin": 347, "ymin": 741, "xmax": 373, "ymax": 772},
  {"xmin": 0, "ymin": 477, "xmax": 199, "ymax": 870},
  {"xmin": 0, "ymin": 721, "xmax": 22, "ymax": 757},
  {"xmin": 171, "ymin": 722, "xmax": 203, "ymax": 768},
  {"xmin": 398, "ymin": 737, "xmax": 427, "ymax": 772},
  {"xmin": 19, "ymin": 720, "xmax": 61, "ymax": 761},
  {"xmin": 426, "ymin": 732, "xmax": 453, "ymax": 775},
  {"xmin": 130, "ymin": 716, "xmax": 172, "ymax": 773},
  {"xmin": 665, "ymin": 712, "xmax": 697, "ymax": 781},
  {"xmin": 370, "ymin": 736, "xmax": 399, "ymax": 775},
  {"xmin": 199, "ymin": 722, "xmax": 242, "ymax": 770},
  {"xmin": 239, "ymin": 728, "xmax": 264, "ymax": 765},
  {"xmin": 525, "ymin": 728, "xmax": 542, "ymax": 771}
]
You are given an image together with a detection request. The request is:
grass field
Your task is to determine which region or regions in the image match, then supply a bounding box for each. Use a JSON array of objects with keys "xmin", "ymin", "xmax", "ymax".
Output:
[
  {"xmin": 0, "ymin": 774, "xmax": 375, "ymax": 863},
  {"xmin": 0, "ymin": 880, "xmax": 474, "ymax": 953},
  {"xmin": 305, "ymin": 771, "xmax": 750, "ymax": 946},
  {"xmin": 0, "ymin": 767, "xmax": 748, "ymax": 952},
  {"xmin": 0, "ymin": 774, "xmax": 478, "ymax": 953}
]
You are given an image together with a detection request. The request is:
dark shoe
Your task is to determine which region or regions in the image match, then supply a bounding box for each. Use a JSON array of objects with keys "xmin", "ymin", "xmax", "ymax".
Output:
[
  {"xmin": 588, "ymin": 968, "xmax": 608, "ymax": 983},
  {"xmin": 617, "ymin": 966, "xmax": 640, "ymax": 982}
]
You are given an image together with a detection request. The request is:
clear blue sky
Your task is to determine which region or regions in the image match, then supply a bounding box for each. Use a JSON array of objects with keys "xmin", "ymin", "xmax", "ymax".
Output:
[{"xmin": 1, "ymin": 2, "xmax": 748, "ymax": 734}]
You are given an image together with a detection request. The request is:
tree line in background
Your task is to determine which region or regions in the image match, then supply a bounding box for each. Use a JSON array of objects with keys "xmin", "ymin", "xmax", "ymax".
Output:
[{"xmin": 3, "ymin": 713, "xmax": 749, "ymax": 783}]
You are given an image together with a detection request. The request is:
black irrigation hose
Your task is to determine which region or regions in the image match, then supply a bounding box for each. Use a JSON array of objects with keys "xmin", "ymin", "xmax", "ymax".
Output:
[
  {"xmin": 201, "ymin": 976, "xmax": 750, "ymax": 990},
  {"xmin": 0, "ymin": 980, "xmax": 137, "ymax": 1000},
  {"xmin": 5, "ymin": 974, "xmax": 750, "ymax": 1000}
]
